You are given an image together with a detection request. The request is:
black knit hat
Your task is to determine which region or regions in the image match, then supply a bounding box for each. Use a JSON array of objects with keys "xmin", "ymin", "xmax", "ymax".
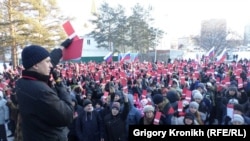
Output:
[
  {"xmin": 21, "ymin": 45, "xmax": 50, "ymax": 69},
  {"xmin": 184, "ymin": 112, "xmax": 195, "ymax": 121},
  {"xmin": 233, "ymin": 104, "xmax": 244, "ymax": 113},
  {"xmin": 112, "ymin": 102, "xmax": 121, "ymax": 110},
  {"xmin": 153, "ymin": 94, "xmax": 164, "ymax": 105},
  {"xmin": 82, "ymin": 99, "xmax": 92, "ymax": 108}
]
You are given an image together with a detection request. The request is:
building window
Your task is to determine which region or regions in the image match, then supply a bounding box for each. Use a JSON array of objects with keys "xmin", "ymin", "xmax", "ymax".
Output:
[{"xmin": 87, "ymin": 39, "xmax": 90, "ymax": 45}]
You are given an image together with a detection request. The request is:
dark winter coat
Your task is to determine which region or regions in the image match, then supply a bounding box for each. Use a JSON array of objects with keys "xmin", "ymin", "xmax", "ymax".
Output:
[
  {"xmin": 16, "ymin": 71, "xmax": 74, "ymax": 141},
  {"xmin": 104, "ymin": 101, "xmax": 129, "ymax": 141},
  {"xmin": 16, "ymin": 48, "xmax": 74, "ymax": 141},
  {"xmin": 76, "ymin": 108, "xmax": 104, "ymax": 141}
]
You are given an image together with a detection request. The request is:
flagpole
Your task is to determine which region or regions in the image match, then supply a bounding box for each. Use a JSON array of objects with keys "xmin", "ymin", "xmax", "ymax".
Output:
[
  {"xmin": 154, "ymin": 48, "xmax": 157, "ymax": 62},
  {"xmin": 213, "ymin": 46, "xmax": 215, "ymax": 62}
]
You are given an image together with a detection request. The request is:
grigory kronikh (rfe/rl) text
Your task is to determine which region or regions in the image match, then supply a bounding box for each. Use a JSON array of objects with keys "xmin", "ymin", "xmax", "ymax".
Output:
[{"xmin": 132, "ymin": 128, "xmax": 246, "ymax": 139}]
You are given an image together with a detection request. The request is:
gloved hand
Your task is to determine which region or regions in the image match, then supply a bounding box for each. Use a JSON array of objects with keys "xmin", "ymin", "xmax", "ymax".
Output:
[
  {"xmin": 51, "ymin": 69, "xmax": 60, "ymax": 81},
  {"xmin": 60, "ymin": 38, "xmax": 73, "ymax": 49},
  {"xmin": 173, "ymin": 111, "xmax": 179, "ymax": 117},
  {"xmin": 224, "ymin": 116, "xmax": 231, "ymax": 125},
  {"xmin": 50, "ymin": 69, "xmax": 63, "ymax": 87}
]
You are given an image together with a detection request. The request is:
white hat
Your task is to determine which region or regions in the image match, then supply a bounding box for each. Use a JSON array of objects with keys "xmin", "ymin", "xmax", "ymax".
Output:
[
  {"xmin": 193, "ymin": 92, "xmax": 203, "ymax": 100},
  {"xmin": 189, "ymin": 101, "xmax": 199, "ymax": 109},
  {"xmin": 206, "ymin": 82, "xmax": 212, "ymax": 87},
  {"xmin": 140, "ymin": 98, "xmax": 149, "ymax": 107},
  {"xmin": 143, "ymin": 105, "xmax": 155, "ymax": 113},
  {"xmin": 192, "ymin": 90, "xmax": 200, "ymax": 97},
  {"xmin": 228, "ymin": 98, "xmax": 239, "ymax": 105},
  {"xmin": 231, "ymin": 114, "xmax": 244, "ymax": 124}
]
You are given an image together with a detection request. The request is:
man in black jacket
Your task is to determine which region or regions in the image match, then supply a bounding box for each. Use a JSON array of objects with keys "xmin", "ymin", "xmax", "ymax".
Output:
[{"xmin": 15, "ymin": 39, "xmax": 74, "ymax": 141}]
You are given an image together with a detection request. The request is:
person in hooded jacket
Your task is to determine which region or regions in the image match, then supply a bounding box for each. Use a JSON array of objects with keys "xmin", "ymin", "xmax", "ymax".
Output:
[
  {"xmin": 125, "ymin": 94, "xmax": 142, "ymax": 140},
  {"xmin": 76, "ymin": 99, "xmax": 104, "ymax": 141},
  {"xmin": 104, "ymin": 92, "xmax": 129, "ymax": 141}
]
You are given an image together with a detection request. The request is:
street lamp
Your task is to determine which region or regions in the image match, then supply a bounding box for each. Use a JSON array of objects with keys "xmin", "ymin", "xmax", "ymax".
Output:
[{"xmin": 154, "ymin": 30, "xmax": 159, "ymax": 62}]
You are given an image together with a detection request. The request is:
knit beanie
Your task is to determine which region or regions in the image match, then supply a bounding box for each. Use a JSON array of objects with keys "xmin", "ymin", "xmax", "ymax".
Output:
[
  {"xmin": 184, "ymin": 112, "xmax": 195, "ymax": 121},
  {"xmin": 192, "ymin": 90, "xmax": 200, "ymax": 97},
  {"xmin": 228, "ymin": 98, "xmax": 239, "ymax": 105},
  {"xmin": 233, "ymin": 104, "xmax": 244, "ymax": 113},
  {"xmin": 112, "ymin": 102, "xmax": 120, "ymax": 110},
  {"xmin": 193, "ymin": 92, "xmax": 203, "ymax": 100},
  {"xmin": 153, "ymin": 94, "xmax": 164, "ymax": 105},
  {"xmin": 189, "ymin": 101, "xmax": 199, "ymax": 109},
  {"xmin": 231, "ymin": 114, "xmax": 244, "ymax": 124},
  {"xmin": 143, "ymin": 105, "xmax": 155, "ymax": 113},
  {"xmin": 166, "ymin": 90, "xmax": 179, "ymax": 103},
  {"xmin": 82, "ymin": 99, "xmax": 92, "ymax": 108},
  {"xmin": 22, "ymin": 45, "xmax": 50, "ymax": 69}
]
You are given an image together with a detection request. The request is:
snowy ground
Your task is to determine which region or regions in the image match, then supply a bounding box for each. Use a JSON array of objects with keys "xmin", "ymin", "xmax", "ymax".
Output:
[
  {"xmin": 232, "ymin": 51, "xmax": 250, "ymax": 60},
  {"xmin": 183, "ymin": 51, "xmax": 250, "ymax": 61}
]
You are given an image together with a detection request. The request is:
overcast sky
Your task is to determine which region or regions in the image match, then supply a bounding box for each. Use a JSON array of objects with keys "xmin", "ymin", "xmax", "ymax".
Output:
[{"xmin": 58, "ymin": 0, "xmax": 250, "ymax": 39}]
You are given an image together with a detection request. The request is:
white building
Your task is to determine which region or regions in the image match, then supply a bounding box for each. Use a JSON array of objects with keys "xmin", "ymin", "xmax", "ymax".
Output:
[{"xmin": 81, "ymin": 36, "xmax": 110, "ymax": 57}]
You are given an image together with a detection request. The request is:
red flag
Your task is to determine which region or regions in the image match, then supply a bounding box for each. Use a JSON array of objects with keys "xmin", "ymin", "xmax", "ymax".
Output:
[
  {"xmin": 103, "ymin": 91, "xmax": 109, "ymax": 98},
  {"xmin": 185, "ymin": 89, "xmax": 192, "ymax": 102},
  {"xmin": 142, "ymin": 90, "xmax": 147, "ymax": 98},
  {"xmin": 62, "ymin": 21, "xmax": 83, "ymax": 60},
  {"xmin": 227, "ymin": 104, "xmax": 234, "ymax": 118},
  {"xmin": 62, "ymin": 21, "xmax": 79, "ymax": 40},
  {"xmin": 178, "ymin": 101, "xmax": 183, "ymax": 112},
  {"xmin": 153, "ymin": 112, "xmax": 162, "ymax": 125},
  {"xmin": 63, "ymin": 21, "xmax": 75, "ymax": 36},
  {"xmin": 238, "ymin": 78, "xmax": 243, "ymax": 88},
  {"xmin": 62, "ymin": 39, "xmax": 84, "ymax": 61}
]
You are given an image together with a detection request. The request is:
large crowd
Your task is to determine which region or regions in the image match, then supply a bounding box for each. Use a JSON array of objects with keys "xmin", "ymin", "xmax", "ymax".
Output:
[{"xmin": 1, "ymin": 56, "xmax": 250, "ymax": 141}]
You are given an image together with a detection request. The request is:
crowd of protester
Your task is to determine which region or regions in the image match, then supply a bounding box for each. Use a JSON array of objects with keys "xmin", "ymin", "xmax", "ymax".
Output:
[{"xmin": 1, "ymin": 56, "xmax": 250, "ymax": 141}]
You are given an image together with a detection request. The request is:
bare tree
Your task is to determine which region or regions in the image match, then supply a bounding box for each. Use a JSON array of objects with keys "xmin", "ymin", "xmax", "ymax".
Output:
[
  {"xmin": 200, "ymin": 19, "xmax": 228, "ymax": 54},
  {"xmin": 0, "ymin": 0, "xmax": 69, "ymax": 68},
  {"xmin": 191, "ymin": 19, "xmax": 243, "ymax": 55}
]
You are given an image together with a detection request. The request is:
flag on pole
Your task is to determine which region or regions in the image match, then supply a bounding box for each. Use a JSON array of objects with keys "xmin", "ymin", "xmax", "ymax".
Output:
[
  {"xmin": 103, "ymin": 52, "xmax": 113, "ymax": 63},
  {"xmin": 205, "ymin": 46, "xmax": 215, "ymax": 58},
  {"xmin": 120, "ymin": 52, "xmax": 131, "ymax": 63},
  {"xmin": 216, "ymin": 48, "xmax": 227, "ymax": 63},
  {"xmin": 133, "ymin": 53, "xmax": 139, "ymax": 62}
]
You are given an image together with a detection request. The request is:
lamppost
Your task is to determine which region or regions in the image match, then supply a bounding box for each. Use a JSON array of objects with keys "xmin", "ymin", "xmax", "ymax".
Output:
[{"xmin": 154, "ymin": 30, "xmax": 159, "ymax": 63}]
